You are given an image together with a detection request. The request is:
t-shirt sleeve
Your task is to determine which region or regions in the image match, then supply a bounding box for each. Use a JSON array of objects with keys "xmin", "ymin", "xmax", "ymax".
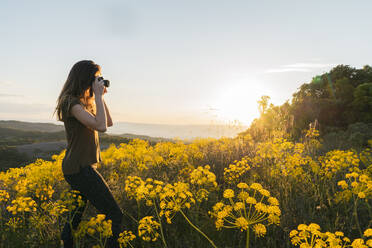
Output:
[{"xmin": 66, "ymin": 97, "xmax": 82, "ymax": 119}]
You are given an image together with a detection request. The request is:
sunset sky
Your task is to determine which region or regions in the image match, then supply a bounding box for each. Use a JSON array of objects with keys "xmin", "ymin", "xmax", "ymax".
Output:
[{"xmin": 1, "ymin": 0, "xmax": 372, "ymax": 126}]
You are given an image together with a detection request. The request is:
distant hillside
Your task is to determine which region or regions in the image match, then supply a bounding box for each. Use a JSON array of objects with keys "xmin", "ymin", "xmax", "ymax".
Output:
[
  {"xmin": 0, "ymin": 120, "xmax": 172, "ymax": 172},
  {"xmin": 0, "ymin": 120, "xmax": 172, "ymax": 143},
  {"xmin": 0, "ymin": 120, "xmax": 247, "ymax": 140},
  {"xmin": 0, "ymin": 127, "xmax": 65, "ymax": 146},
  {"xmin": 0, "ymin": 120, "xmax": 64, "ymax": 132}
]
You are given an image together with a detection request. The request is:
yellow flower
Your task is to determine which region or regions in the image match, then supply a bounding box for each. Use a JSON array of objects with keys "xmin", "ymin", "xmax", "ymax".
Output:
[
  {"xmin": 250, "ymin": 183, "xmax": 263, "ymax": 191},
  {"xmin": 189, "ymin": 165, "xmax": 218, "ymax": 188},
  {"xmin": 259, "ymin": 189, "xmax": 270, "ymax": 197},
  {"xmin": 237, "ymin": 183, "xmax": 249, "ymax": 189},
  {"xmin": 223, "ymin": 189, "xmax": 235, "ymax": 198},
  {"xmin": 364, "ymin": 228, "xmax": 372, "ymax": 237},
  {"xmin": 358, "ymin": 192, "xmax": 366, "ymax": 199},
  {"xmin": 238, "ymin": 191, "xmax": 249, "ymax": 201},
  {"xmin": 118, "ymin": 230, "xmax": 136, "ymax": 247},
  {"xmin": 290, "ymin": 230, "xmax": 298, "ymax": 237},
  {"xmin": 297, "ymin": 224, "xmax": 308, "ymax": 231},
  {"xmin": 0, "ymin": 190, "xmax": 10, "ymax": 203},
  {"xmin": 235, "ymin": 217, "xmax": 248, "ymax": 231},
  {"xmin": 308, "ymin": 223, "xmax": 320, "ymax": 232},
  {"xmin": 138, "ymin": 216, "xmax": 160, "ymax": 242},
  {"xmin": 351, "ymin": 239, "xmax": 366, "ymax": 248},
  {"xmin": 215, "ymin": 219, "xmax": 224, "ymax": 230},
  {"xmin": 233, "ymin": 202, "xmax": 244, "ymax": 211},
  {"xmin": 210, "ymin": 182, "xmax": 280, "ymax": 239},
  {"xmin": 253, "ymin": 223, "xmax": 266, "ymax": 237},
  {"xmin": 338, "ymin": 180, "xmax": 348, "ymax": 189},
  {"xmin": 268, "ymin": 197, "xmax": 279, "ymax": 206},
  {"xmin": 224, "ymin": 156, "xmax": 251, "ymax": 183},
  {"xmin": 246, "ymin": 197, "xmax": 257, "ymax": 205},
  {"xmin": 366, "ymin": 239, "xmax": 372, "ymax": 247},
  {"xmin": 351, "ymin": 182, "xmax": 359, "ymax": 188}
]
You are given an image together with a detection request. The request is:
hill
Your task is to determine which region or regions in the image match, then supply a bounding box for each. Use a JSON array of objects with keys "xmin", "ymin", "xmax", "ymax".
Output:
[{"xmin": 0, "ymin": 121, "xmax": 172, "ymax": 171}]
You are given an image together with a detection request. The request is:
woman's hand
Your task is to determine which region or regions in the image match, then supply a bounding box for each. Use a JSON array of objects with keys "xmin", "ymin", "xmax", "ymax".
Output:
[{"xmin": 92, "ymin": 77, "xmax": 105, "ymax": 96}]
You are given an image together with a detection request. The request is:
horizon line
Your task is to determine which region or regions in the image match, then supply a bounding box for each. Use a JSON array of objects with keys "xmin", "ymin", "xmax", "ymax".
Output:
[{"xmin": 0, "ymin": 119, "xmax": 250, "ymax": 127}]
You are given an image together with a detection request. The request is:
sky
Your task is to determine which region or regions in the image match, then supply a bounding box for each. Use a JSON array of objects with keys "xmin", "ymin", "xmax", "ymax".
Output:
[{"xmin": 1, "ymin": 0, "xmax": 372, "ymax": 126}]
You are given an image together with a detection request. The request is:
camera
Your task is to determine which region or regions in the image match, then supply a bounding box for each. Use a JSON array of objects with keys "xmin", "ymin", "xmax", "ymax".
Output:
[
  {"xmin": 98, "ymin": 76, "xmax": 110, "ymax": 88},
  {"xmin": 89, "ymin": 76, "xmax": 110, "ymax": 97}
]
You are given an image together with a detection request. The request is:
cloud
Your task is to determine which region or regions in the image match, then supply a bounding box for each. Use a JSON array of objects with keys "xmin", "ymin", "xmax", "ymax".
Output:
[
  {"xmin": 0, "ymin": 81, "xmax": 13, "ymax": 86},
  {"xmin": 0, "ymin": 102, "xmax": 52, "ymax": 114},
  {"xmin": 0, "ymin": 93, "xmax": 24, "ymax": 97},
  {"xmin": 264, "ymin": 62, "xmax": 336, "ymax": 74},
  {"xmin": 265, "ymin": 68, "xmax": 312, "ymax": 73}
]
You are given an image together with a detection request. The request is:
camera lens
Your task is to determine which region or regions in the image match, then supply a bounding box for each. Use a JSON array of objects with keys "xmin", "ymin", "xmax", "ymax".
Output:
[{"xmin": 97, "ymin": 77, "xmax": 110, "ymax": 87}]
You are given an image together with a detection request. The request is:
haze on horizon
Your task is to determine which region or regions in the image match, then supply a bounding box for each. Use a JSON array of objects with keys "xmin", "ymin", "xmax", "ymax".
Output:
[{"xmin": 1, "ymin": 0, "xmax": 372, "ymax": 127}]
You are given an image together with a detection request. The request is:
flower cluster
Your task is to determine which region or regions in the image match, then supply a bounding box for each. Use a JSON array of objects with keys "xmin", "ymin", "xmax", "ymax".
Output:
[
  {"xmin": 75, "ymin": 214, "xmax": 113, "ymax": 244},
  {"xmin": 6, "ymin": 196, "xmax": 37, "ymax": 215},
  {"xmin": 336, "ymin": 172, "xmax": 372, "ymax": 202},
  {"xmin": 124, "ymin": 176, "xmax": 164, "ymax": 205},
  {"xmin": 189, "ymin": 165, "xmax": 218, "ymax": 201},
  {"xmin": 290, "ymin": 223, "xmax": 372, "ymax": 248},
  {"xmin": 35, "ymin": 184, "xmax": 54, "ymax": 201},
  {"xmin": 253, "ymin": 139, "xmax": 314, "ymax": 178},
  {"xmin": 305, "ymin": 127, "xmax": 320, "ymax": 138},
  {"xmin": 138, "ymin": 216, "xmax": 160, "ymax": 242},
  {"xmin": 189, "ymin": 165, "xmax": 217, "ymax": 188},
  {"xmin": 5, "ymin": 217, "xmax": 22, "ymax": 231},
  {"xmin": 318, "ymin": 150, "xmax": 360, "ymax": 179},
  {"xmin": 46, "ymin": 201, "xmax": 69, "ymax": 219},
  {"xmin": 101, "ymin": 139, "xmax": 199, "ymax": 172},
  {"xmin": 209, "ymin": 182, "xmax": 280, "ymax": 237},
  {"xmin": 58, "ymin": 190, "xmax": 86, "ymax": 212},
  {"xmin": 224, "ymin": 156, "xmax": 251, "ymax": 183},
  {"xmin": 159, "ymin": 182, "xmax": 195, "ymax": 224},
  {"xmin": 118, "ymin": 230, "xmax": 136, "ymax": 247},
  {"xmin": 0, "ymin": 189, "xmax": 10, "ymax": 203}
]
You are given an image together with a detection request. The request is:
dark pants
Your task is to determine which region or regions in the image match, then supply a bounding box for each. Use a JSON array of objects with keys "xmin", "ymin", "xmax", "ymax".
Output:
[{"xmin": 61, "ymin": 165, "xmax": 123, "ymax": 248}]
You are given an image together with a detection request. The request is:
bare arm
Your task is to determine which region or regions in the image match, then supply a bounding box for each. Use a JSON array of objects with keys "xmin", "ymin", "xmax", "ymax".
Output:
[
  {"xmin": 103, "ymin": 99, "xmax": 113, "ymax": 127},
  {"xmin": 70, "ymin": 95, "xmax": 107, "ymax": 132},
  {"xmin": 70, "ymin": 79, "xmax": 107, "ymax": 132}
]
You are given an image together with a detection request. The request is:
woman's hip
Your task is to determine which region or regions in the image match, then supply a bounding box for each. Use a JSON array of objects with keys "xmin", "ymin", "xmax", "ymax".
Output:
[{"xmin": 63, "ymin": 165, "xmax": 112, "ymax": 198}]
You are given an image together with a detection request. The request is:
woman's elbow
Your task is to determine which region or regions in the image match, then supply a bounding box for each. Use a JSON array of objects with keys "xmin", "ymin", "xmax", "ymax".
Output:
[{"xmin": 96, "ymin": 124, "xmax": 107, "ymax": 132}]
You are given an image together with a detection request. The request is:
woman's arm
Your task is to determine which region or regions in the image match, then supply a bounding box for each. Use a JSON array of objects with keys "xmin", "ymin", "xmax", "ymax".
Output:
[
  {"xmin": 71, "ymin": 95, "xmax": 107, "ymax": 132},
  {"xmin": 71, "ymin": 79, "xmax": 108, "ymax": 132},
  {"xmin": 103, "ymin": 99, "xmax": 113, "ymax": 127}
]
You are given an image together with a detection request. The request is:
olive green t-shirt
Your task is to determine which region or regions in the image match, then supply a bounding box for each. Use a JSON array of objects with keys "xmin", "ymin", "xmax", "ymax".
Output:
[{"xmin": 62, "ymin": 97, "xmax": 101, "ymax": 176}]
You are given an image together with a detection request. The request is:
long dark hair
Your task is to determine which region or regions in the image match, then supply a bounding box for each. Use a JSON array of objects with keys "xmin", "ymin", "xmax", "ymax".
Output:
[{"xmin": 54, "ymin": 60, "xmax": 101, "ymax": 121}]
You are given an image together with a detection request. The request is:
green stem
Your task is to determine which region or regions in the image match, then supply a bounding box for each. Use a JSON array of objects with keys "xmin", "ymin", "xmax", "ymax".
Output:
[
  {"xmin": 179, "ymin": 210, "xmax": 218, "ymax": 248},
  {"xmin": 152, "ymin": 198, "xmax": 168, "ymax": 248},
  {"xmin": 246, "ymin": 227, "xmax": 250, "ymax": 248},
  {"xmin": 353, "ymin": 198, "xmax": 363, "ymax": 237}
]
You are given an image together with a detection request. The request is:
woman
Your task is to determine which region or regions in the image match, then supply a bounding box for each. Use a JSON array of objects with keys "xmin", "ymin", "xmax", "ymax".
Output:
[{"xmin": 54, "ymin": 60, "xmax": 123, "ymax": 248}]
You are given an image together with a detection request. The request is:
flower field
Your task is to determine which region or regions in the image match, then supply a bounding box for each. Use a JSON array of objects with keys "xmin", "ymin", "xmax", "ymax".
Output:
[{"xmin": 0, "ymin": 128, "xmax": 371, "ymax": 247}]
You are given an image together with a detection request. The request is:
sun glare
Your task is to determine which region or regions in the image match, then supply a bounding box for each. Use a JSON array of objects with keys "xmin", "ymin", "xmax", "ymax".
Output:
[{"xmin": 213, "ymin": 79, "xmax": 268, "ymax": 126}]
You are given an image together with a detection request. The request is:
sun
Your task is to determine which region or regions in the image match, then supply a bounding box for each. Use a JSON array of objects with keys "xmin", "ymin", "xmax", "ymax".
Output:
[{"xmin": 212, "ymin": 79, "xmax": 268, "ymax": 126}]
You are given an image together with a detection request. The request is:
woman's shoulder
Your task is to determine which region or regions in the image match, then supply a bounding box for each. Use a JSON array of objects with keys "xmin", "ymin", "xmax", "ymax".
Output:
[
  {"xmin": 61, "ymin": 96, "xmax": 82, "ymax": 121},
  {"xmin": 69, "ymin": 96, "xmax": 82, "ymax": 106}
]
